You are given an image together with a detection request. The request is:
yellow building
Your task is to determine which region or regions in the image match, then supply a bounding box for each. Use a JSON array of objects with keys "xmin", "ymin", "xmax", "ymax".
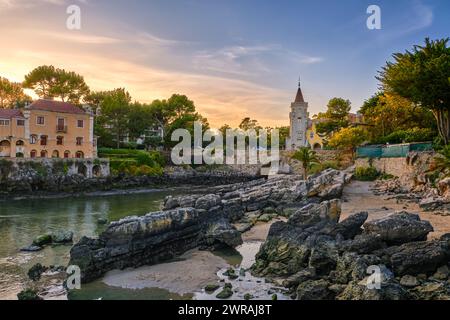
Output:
[
  {"xmin": 0, "ymin": 99, "xmax": 96, "ymax": 159},
  {"xmin": 306, "ymin": 120, "xmax": 326, "ymax": 150}
]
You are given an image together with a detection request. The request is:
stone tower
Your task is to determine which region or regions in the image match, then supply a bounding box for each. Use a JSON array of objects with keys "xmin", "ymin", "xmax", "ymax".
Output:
[{"xmin": 286, "ymin": 81, "xmax": 309, "ymax": 151}]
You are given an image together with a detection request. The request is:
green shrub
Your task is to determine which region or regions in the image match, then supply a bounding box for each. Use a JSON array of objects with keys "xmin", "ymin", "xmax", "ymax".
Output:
[
  {"xmin": 378, "ymin": 173, "xmax": 396, "ymax": 180},
  {"xmin": 308, "ymin": 160, "xmax": 340, "ymax": 175},
  {"xmin": 354, "ymin": 166, "xmax": 379, "ymax": 181},
  {"xmin": 375, "ymin": 128, "xmax": 436, "ymax": 144},
  {"xmin": 149, "ymin": 151, "xmax": 166, "ymax": 167},
  {"xmin": 136, "ymin": 153, "xmax": 155, "ymax": 167}
]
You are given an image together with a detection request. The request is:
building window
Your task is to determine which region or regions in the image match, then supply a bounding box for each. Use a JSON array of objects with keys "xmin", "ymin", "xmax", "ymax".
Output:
[
  {"xmin": 76, "ymin": 137, "xmax": 83, "ymax": 146},
  {"xmin": 30, "ymin": 150, "xmax": 37, "ymax": 158},
  {"xmin": 77, "ymin": 120, "xmax": 84, "ymax": 128},
  {"xmin": 16, "ymin": 140, "xmax": 25, "ymax": 146},
  {"xmin": 310, "ymin": 132, "xmax": 314, "ymax": 139},
  {"xmin": 37, "ymin": 116, "xmax": 45, "ymax": 125},
  {"xmin": 64, "ymin": 151, "xmax": 70, "ymax": 158},
  {"xmin": 52, "ymin": 150, "xmax": 60, "ymax": 158},
  {"xmin": 17, "ymin": 119, "xmax": 25, "ymax": 126},
  {"xmin": 75, "ymin": 151, "xmax": 84, "ymax": 159},
  {"xmin": 40, "ymin": 150, "xmax": 47, "ymax": 158},
  {"xmin": 57, "ymin": 136, "xmax": 64, "ymax": 145},
  {"xmin": 0, "ymin": 119, "xmax": 10, "ymax": 126},
  {"xmin": 40, "ymin": 135, "xmax": 48, "ymax": 146},
  {"xmin": 30, "ymin": 135, "xmax": 38, "ymax": 144}
]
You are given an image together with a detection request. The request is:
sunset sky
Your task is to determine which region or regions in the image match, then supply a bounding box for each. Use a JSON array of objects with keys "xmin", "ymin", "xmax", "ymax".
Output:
[{"xmin": 1, "ymin": 0, "xmax": 449, "ymax": 128}]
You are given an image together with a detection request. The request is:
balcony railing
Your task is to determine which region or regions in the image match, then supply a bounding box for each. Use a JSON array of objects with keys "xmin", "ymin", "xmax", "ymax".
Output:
[{"xmin": 56, "ymin": 125, "xmax": 68, "ymax": 133}]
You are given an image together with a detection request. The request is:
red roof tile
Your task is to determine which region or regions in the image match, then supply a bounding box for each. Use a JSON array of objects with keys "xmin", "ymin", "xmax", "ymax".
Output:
[
  {"xmin": 29, "ymin": 99, "xmax": 86, "ymax": 115},
  {"xmin": 0, "ymin": 109, "xmax": 24, "ymax": 119}
]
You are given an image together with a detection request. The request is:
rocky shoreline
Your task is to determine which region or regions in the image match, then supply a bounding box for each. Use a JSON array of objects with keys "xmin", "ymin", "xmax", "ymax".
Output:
[
  {"xmin": 0, "ymin": 169, "xmax": 261, "ymax": 200},
  {"xmin": 251, "ymin": 199, "xmax": 450, "ymax": 300},
  {"xmin": 70, "ymin": 169, "xmax": 350, "ymax": 284}
]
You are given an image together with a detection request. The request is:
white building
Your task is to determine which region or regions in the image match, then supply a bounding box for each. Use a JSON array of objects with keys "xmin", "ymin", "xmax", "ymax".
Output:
[{"xmin": 286, "ymin": 82, "xmax": 309, "ymax": 151}]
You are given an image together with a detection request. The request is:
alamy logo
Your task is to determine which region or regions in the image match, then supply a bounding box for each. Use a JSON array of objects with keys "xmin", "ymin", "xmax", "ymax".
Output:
[
  {"xmin": 366, "ymin": 265, "xmax": 382, "ymax": 290},
  {"xmin": 66, "ymin": 265, "xmax": 81, "ymax": 290},
  {"xmin": 367, "ymin": 5, "xmax": 382, "ymax": 30},
  {"xmin": 66, "ymin": 5, "xmax": 81, "ymax": 30},
  {"xmin": 171, "ymin": 122, "xmax": 280, "ymax": 173}
]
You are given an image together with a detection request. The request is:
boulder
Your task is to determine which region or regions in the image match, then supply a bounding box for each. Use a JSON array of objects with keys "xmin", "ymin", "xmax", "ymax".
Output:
[
  {"xmin": 340, "ymin": 234, "xmax": 386, "ymax": 254},
  {"xmin": 205, "ymin": 219, "xmax": 242, "ymax": 248},
  {"xmin": 32, "ymin": 233, "xmax": 52, "ymax": 246},
  {"xmin": 288, "ymin": 199, "xmax": 341, "ymax": 228},
  {"xmin": 411, "ymin": 281, "xmax": 450, "ymax": 300},
  {"xmin": 195, "ymin": 194, "xmax": 221, "ymax": 210},
  {"xmin": 28, "ymin": 263, "xmax": 47, "ymax": 281},
  {"xmin": 337, "ymin": 280, "xmax": 409, "ymax": 300},
  {"xmin": 331, "ymin": 212, "xmax": 368, "ymax": 239},
  {"xmin": 363, "ymin": 212, "xmax": 433, "ymax": 245},
  {"xmin": 419, "ymin": 197, "xmax": 447, "ymax": 212},
  {"xmin": 400, "ymin": 275, "xmax": 419, "ymax": 288},
  {"xmin": 390, "ymin": 240, "xmax": 449, "ymax": 276},
  {"xmin": 20, "ymin": 245, "xmax": 43, "ymax": 252},
  {"xmin": 51, "ymin": 230, "xmax": 73, "ymax": 244},
  {"xmin": 296, "ymin": 279, "xmax": 334, "ymax": 300}
]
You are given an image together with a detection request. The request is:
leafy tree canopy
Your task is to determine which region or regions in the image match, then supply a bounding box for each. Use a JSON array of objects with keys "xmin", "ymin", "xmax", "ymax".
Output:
[
  {"xmin": 0, "ymin": 76, "xmax": 31, "ymax": 108},
  {"xmin": 378, "ymin": 38, "xmax": 450, "ymax": 144}
]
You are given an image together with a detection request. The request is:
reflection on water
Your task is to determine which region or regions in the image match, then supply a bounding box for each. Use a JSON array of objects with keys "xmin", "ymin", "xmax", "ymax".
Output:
[
  {"xmin": 0, "ymin": 189, "xmax": 190, "ymax": 296},
  {"xmin": 68, "ymin": 282, "xmax": 193, "ymax": 301}
]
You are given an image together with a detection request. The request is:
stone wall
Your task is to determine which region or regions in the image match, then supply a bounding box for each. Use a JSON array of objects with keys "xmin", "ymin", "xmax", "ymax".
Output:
[
  {"xmin": 0, "ymin": 158, "xmax": 110, "ymax": 180},
  {"xmin": 355, "ymin": 152, "xmax": 435, "ymax": 188}
]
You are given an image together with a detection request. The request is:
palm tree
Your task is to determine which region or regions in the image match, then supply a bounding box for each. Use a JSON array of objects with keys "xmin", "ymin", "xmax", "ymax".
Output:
[{"xmin": 291, "ymin": 147, "xmax": 320, "ymax": 180}]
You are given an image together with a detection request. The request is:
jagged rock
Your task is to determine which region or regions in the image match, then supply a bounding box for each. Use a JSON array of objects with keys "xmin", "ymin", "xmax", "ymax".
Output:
[
  {"xmin": 340, "ymin": 234, "xmax": 386, "ymax": 254},
  {"xmin": 332, "ymin": 253, "xmax": 381, "ymax": 285},
  {"xmin": 308, "ymin": 238, "xmax": 338, "ymax": 275},
  {"xmin": 337, "ymin": 279, "xmax": 409, "ymax": 300},
  {"xmin": 330, "ymin": 211, "xmax": 368, "ymax": 239},
  {"xmin": 51, "ymin": 230, "xmax": 73, "ymax": 244},
  {"xmin": 306, "ymin": 169, "xmax": 347, "ymax": 200},
  {"xmin": 432, "ymin": 265, "xmax": 449, "ymax": 280},
  {"xmin": 28, "ymin": 263, "xmax": 47, "ymax": 281},
  {"xmin": 205, "ymin": 219, "xmax": 242, "ymax": 248},
  {"xmin": 411, "ymin": 281, "xmax": 450, "ymax": 300},
  {"xmin": 419, "ymin": 197, "xmax": 448, "ymax": 212},
  {"xmin": 389, "ymin": 239, "xmax": 450, "ymax": 276},
  {"xmin": 400, "ymin": 275, "xmax": 419, "ymax": 288},
  {"xmin": 221, "ymin": 198, "xmax": 244, "ymax": 221},
  {"xmin": 204, "ymin": 283, "xmax": 220, "ymax": 293},
  {"xmin": 216, "ymin": 283, "xmax": 233, "ymax": 299},
  {"xmin": 288, "ymin": 199, "xmax": 341, "ymax": 228},
  {"xmin": 20, "ymin": 245, "xmax": 43, "ymax": 252},
  {"xmin": 296, "ymin": 279, "xmax": 333, "ymax": 300},
  {"xmin": 282, "ymin": 267, "xmax": 317, "ymax": 288},
  {"xmin": 17, "ymin": 289, "xmax": 43, "ymax": 301},
  {"xmin": 363, "ymin": 212, "xmax": 433, "ymax": 245},
  {"xmin": 195, "ymin": 194, "xmax": 221, "ymax": 210},
  {"xmin": 71, "ymin": 208, "xmax": 220, "ymax": 283}
]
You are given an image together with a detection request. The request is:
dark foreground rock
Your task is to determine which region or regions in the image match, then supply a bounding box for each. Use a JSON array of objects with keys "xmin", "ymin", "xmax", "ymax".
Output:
[
  {"xmin": 252, "ymin": 201, "xmax": 450, "ymax": 300},
  {"xmin": 70, "ymin": 169, "xmax": 351, "ymax": 283},
  {"xmin": 70, "ymin": 207, "xmax": 242, "ymax": 283}
]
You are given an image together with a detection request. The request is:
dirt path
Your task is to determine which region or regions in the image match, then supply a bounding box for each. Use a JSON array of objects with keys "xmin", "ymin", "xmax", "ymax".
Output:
[{"xmin": 341, "ymin": 180, "xmax": 450, "ymax": 240}]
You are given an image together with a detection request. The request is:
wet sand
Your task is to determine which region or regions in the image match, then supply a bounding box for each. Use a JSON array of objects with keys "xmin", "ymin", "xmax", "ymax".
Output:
[
  {"xmin": 100, "ymin": 220, "xmax": 284, "ymax": 298},
  {"xmin": 341, "ymin": 181, "xmax": 450, "ymax": 239},
  {"xmin": 102, "ymin": 250, "xmax": 228, "ymax": 295}
]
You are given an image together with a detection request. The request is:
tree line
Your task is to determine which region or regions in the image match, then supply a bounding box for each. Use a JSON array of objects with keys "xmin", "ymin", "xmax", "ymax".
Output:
[
  {"xmin": 0, "ymin": 65, "xmax": 209, "ymax": 150},
  {"xmin": 310, "ymin": 37, "xmax": 449, "ymax": 154}
]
